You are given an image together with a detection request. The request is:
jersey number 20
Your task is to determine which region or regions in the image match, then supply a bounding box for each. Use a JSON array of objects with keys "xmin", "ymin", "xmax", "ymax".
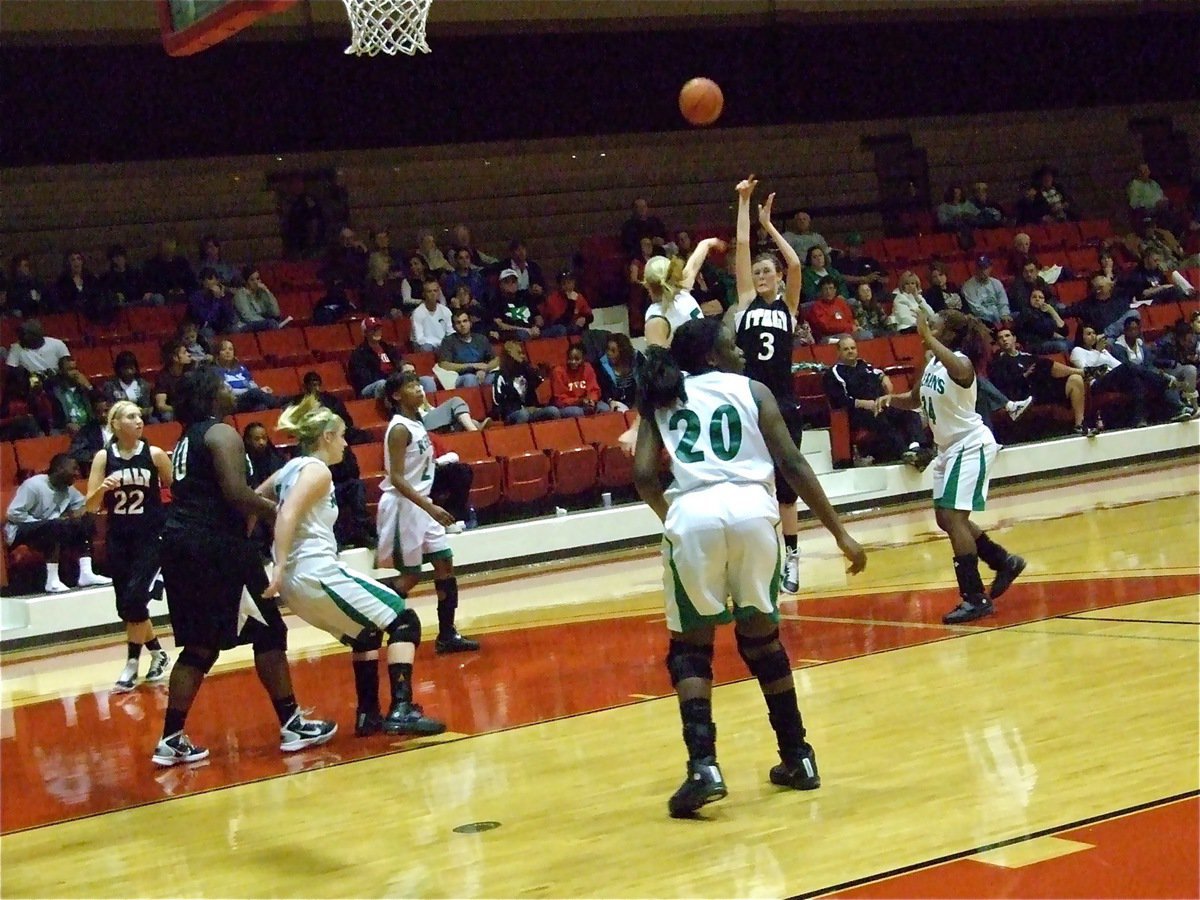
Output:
[{"xmin": 668, "ymin": 404, "xmax": 743, "ymax": 463}]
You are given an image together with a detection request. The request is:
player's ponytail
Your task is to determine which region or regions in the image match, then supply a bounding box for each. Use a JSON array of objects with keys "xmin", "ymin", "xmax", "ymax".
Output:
[
  {"xmin": 277, "ymin": 393, "xmax": 342, "ymax": 454},
  {"xmin": 642, "ymin": 256, "xmax": 680, "ymax": 306}
]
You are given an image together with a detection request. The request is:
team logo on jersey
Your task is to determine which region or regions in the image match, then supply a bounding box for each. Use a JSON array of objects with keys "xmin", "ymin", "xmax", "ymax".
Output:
[
  {"xmin": 742, "ymin": 308, "xmax": 790, "ymax": 331},
  {"xmin": 921, "ymin": 370, "xmax": 946, "ymax": 394}
]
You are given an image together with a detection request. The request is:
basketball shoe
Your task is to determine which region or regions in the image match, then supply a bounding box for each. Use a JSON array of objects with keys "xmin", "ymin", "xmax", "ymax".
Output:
[
  {"xmin": 668, "ymin": 757, "xmax": 727, "ymax": 818},
  {"xmin": 145, "ymin": 650, "xmax": 171, "ymax": 683},
  {"xmin": 152, "ymin": 731, "xmax": 210, "ymax": 767},
  {"xmin": 942, "ymin": 593, "xmax": 993, "ymax": 624},
  {"xmin": 382, "ymin": 701, "xmax": 447, "ymax": 736},
  {"xmin": 435, "ymin": 631, "xmax": 480, "ymax": 654},
  {"xmin": 770, "ymin": 743, "xmax": 821, "ymax": 790},
  {"xmin": 114, "ymin": 660, "xmax": 139, "ymax": 693},
  {"xmin": 989, "ymin": 554, "xmax": 1026, "ymax": 601},
  {"xmin": 279, "ymin": 709, "xmax": 338, "ymax": 752},
  {"xmin": 781, "ymin": 549, "xmax": 800, "ymax": 594},
  {"xmin": 355, "ymin": 709, "xmax": 384, "ymax": 737}
]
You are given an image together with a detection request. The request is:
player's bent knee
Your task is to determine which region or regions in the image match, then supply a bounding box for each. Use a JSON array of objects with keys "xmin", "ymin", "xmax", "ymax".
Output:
[
  {"xmin": 345, "ymin": 627, "xmax": 383, "ymax": 653},
  {"xmin": 386, "ymin": 608, "xmax": 422, "ymax": 647},
  {"xmin": 251, "ymin": 622, "xmax": 289, "ymax": 655},
  {"xmin": 736, "ymin": 628, "xmax": 793, "ymax": 684},
  {"xmin": 665, "ymin": 639, "xmax": 714, "ymax": 686},
  {"xmin": 177, "ymin": 647, "xmax": 218, "ymax": 674}
]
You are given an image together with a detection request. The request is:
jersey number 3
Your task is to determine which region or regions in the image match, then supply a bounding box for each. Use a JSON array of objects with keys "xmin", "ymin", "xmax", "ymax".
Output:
[
  {"xmin": 757, "ymin": 331, "xmax": 774, "ymax": 360},
  {"xmin": 668, "ymin": 405, "xmax": 743, "ymax": 463}
]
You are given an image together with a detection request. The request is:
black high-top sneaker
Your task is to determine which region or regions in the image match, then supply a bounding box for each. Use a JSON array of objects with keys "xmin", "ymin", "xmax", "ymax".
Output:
[{"xmin": 668, "ymin": 757, "xmax": 727, "ymax": 818}]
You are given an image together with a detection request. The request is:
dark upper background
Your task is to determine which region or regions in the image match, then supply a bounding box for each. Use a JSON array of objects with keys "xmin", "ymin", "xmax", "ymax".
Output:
[{"xmin": 2, "ymin": 5, "xmax": 1198, "ymax": 167}]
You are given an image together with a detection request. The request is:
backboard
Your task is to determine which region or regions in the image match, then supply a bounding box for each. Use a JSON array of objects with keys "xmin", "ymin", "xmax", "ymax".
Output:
[{"xmin": 157, "ymin": 0, "xmax": 298, "ymax": 56}]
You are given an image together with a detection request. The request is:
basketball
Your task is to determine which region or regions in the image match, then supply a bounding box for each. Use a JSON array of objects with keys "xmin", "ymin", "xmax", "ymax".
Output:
[{"xmin": 679, "ymin": 77, "xmax": 723, "ymax": 126}]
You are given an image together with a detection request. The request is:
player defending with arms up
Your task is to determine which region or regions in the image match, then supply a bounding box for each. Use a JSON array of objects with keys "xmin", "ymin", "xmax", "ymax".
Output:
[
  {"xmin": 259, "ymin": 394, "xmax": 445, "ymax": 736},
  {"xmin": 634, "ymin": 318, "xmax": 866, "ymax": 818},
  {"xmin": 876, "ymin": 307, "xmax": 1025, "ymax": 624},
  {"xmin": 731, "ymin": 175, "xmax": 806, "ymax": 594}
]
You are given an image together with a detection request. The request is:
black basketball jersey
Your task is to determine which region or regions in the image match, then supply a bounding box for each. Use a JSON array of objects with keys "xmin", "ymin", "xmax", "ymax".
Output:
[
  {"xmin": 736, "ymin": 297, "xmax": 795, "ymax": 399},
  {"xmin": 103, "ymin": 440, "xmax": 165, "ymax": 539},
  {"xmin": 166, "ymin": 419, "xmax": 246, "ymax": 537}
]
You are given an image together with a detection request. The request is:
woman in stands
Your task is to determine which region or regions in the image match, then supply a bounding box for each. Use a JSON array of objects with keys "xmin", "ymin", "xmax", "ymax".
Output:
[
  {"xmin": 1071, "ymin": 324, "xmax": 1187, "ymax": 429},
  {"xmin": 597, "ymin": 333, "xmax": 641, "ymax": 413},
  {"xmin": 85, "ymin": 399, "xmax": 173, "ymax": 691},
  {"xmin": 152, "ymin": 366, "xmax": 335, "ymax": 767},
  {"xmin": 258, "ymin": 393, "xmax": 445, "ymax": 737},
  {"xmin": 633, "ymin": 317, "xmax": 865, "ymax": 817},
  {"xmin": 215, "ymin": 339, "xmax": 277, "ymax": 412},
  {"xmin": 377, "ymin": 371, "xmax": 479, "ymax": 655},
  {"xmin": 799, "ymin": 246, "xmax": 848, "ymax": 303},
  {"xmin": 877, "ymin": 307, "xmax": 1026, "ymax": 626}
]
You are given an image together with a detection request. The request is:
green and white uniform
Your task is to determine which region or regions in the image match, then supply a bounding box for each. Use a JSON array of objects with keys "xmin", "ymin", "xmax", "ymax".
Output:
[
  {"xmin": 376, "ymin": 413, "xmax": 451, "ymax": 573},
  {"xmin": 274, "ymin": 456, "xmax": 404, "ymax": 641},
  {"xmin": 651, "ymin": 370, "xmax": 783, "ymax": 632},
  {"xmin": 645, "ymin": 289, "xmax": 702, "ymax": 344},
  {"xmin": 919, "ymin": 352, "xmax": 999, "ymax": 512}
]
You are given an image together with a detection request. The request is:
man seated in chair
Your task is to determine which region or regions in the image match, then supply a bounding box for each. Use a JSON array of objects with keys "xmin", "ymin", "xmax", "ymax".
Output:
[{"xmin": 822, "ymin": 337, "xmax": 931, "ymax": 468}]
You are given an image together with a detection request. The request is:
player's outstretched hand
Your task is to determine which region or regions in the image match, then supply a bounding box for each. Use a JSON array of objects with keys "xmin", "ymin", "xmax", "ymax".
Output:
[
  {"xmin": 736, "ymin": 175, "xmax": 758, "ymax": 199},
  {"xmin": 839, "ymin": 535, "xmax": 868, "ymax": 575},
  {"xmin": 758, "ymin": 192, "xmax": 776, "ymax": 229},
  {"xmin": 915, "ymin": 304, "xmax": 933, "ymax": 343}
]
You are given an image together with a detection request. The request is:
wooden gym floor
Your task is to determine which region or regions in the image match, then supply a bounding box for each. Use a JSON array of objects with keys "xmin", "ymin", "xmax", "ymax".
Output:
[{"xmin": 1, "ymin": 460, "xmax": 1197, "ymax": 898}]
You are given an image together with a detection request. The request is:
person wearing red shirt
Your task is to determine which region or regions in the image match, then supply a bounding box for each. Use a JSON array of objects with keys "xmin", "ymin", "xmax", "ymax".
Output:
[
  {"xmin": 550, "ymin": 344, "xmax": 610, "ymax": 418},
  {"xmin": 539, "ymin": 271, "xmax": 595, "ymax": 338},
  {"xmin": 805, "ymin": 276, "xmax": 862, "ymax": 342}
]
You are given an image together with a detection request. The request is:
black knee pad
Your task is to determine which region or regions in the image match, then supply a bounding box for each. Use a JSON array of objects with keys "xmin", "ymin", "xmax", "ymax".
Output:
[
  {"xmin": 344, "ymin": 627, "xmax": 383, "ymax": 654},
  {"xmin": 177, "ymin": 647, "xmax": 218, "ymax": 674},
  {"xmin": 433, "ymin": 576, "xmax": 458, "ymax": 609},
  {"xmin": 735, "ymin": 628, "xmax": 793, "ymax": 685},
  {"xmin": 665, "ymin": 639, "xmax": 714, "ymax": 686},
  {"xmin": 386, "ymin": 608, "xmax": 422, "ymax": 647}
]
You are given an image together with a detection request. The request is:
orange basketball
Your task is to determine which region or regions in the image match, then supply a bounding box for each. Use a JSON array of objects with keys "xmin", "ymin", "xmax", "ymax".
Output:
[{"xmin": 679, "ymin": 77, "xmax": 724, "ymax": 126}]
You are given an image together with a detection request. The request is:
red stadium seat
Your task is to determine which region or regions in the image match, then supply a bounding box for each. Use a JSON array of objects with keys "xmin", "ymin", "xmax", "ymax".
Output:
[
  {"xmin": 482, "ymin": 425, "xmax": 550, "ymax": 504},
  {"xmin": 1076, "ymin": 219, "xmax": 1113, "ymax": 245},
  {"xmin": 71, "ymin": 346, "xmax": 115, "ymax": 382},
  {"xmin": 525, "ymin": 337, "xmax": 570, "ymax": 370},
  {"xmin": 1067, "ymin": 247, "xmax": 1100, "ymax": 275},
  {"xmin": 576, "ymin": 412, "xmax": 634, "ymax": 488},
  {"xmin": 889, "ymin": 332, "xmax": 926, "ymax": 365},
  {"xmin": 344, "ymin": 398, "xmax": 388, "ymax": 441},
  {"xmin": 132, "ymin": 305, "xmax": 186, "ymax": 341},
  {"xmin": 13, "ymin": 434, "xmax": 71, "ymax": 477},
  {"xmin": 301, "ymin": 360, "xmax": 352, "ymax": 399},
  {"xmin": 40, "ymin": 312, "xmax": 84, "ymax": 345},
  {"xmin": 257, "ymin": 328, "xmax": 310, "ymax": 367},
  {"xmin": 531, "ymin": 418, "xmax": 598, "ymax": 496},
  {"xmin": 254, "ymin": 367, "xmax": 302, "ymax": 398},
  {"xmin": 303, "ymin": 324, "xmax": 356, "ymax": 363},
  {"xmin": 1056, "ymin": 280, "xmax": 1089, "ymax": 304},
  {"xmin": 435, "ymin": 431, "xmax": 502, "ymax": 509},
  {"xmin": 1, "ymin": 442, "xmax": 19, "ymax": 487},
  {"xmin": 142, "ymin": 421, "xmax": 182, "ymax": 452},
  {"xmin": 430, "ymin": 387, "xmax": 487, "ymax": 423}
]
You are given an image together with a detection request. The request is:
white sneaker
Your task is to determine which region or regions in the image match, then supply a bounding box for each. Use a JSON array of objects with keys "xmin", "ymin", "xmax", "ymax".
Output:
[
  {"xmin": 782, "ymin": 549, "xmax": 800, "ymax": 594},
  {"xmin": 145, "ymin": 650, "xmax": 171, "ymax": 682},
  {"xmin": 444, "ymin": 521, "xmax": 466, "ymax": 534},
  {"xmin": 113, "ymin": 660, "xmax": 138, "ymax": 692},
  {"xmin": 1006, "ymin": 397, "xmax": 1033, "ymax": 421},
  {"xmin": 279, "ymin": 709, "xmax": 338, "ymax": 752},
  {"xmin": 77, "ymin": 571, "xmax": 114, "ymax": 587},
  {"xmin": 44, "ymin": 580, "xmax": 70, "ymax": 594}
]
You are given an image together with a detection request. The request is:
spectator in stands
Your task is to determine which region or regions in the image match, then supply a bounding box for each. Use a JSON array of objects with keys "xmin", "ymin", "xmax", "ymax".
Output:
[
  {"xmin": 401, "ymin": 253, "xmax": 434, "ymax": 315},
  {"xmin": 321, "ymin": 226, "xmax": 369, "ymax": 290},
  {"xmin": 837, "ymin": 233, "xmax": 888, "ymax": 295},
  {"xmin": 936, "ymin": 185, "xmax": 978, "ymax": 237},
  {"xmin": 5, "ymin": 319, "xmax": 70, "ymax": 378},
  {"xmin": 441, "ymin": 247, "xmax": 488, "ymax": 306},
  {"xmin": 7, "ymin": 253, "xmax": 47, "ymax": 317},
  {"xmin": 437, "ymin": 310, "xmax": 498, "ymax": 387},
  {"xmin": 990, "ymin": 328, "xmax": 1089, "ymax": 435},
  {"xmin": 551, "ymin": 343, "xmax": 609, "ymax": 418},
  {"xmin": 232, "ymin": 265, "xmax": 284, "ymax": 331},
  {"xmin": 362, "ymin": 252, "xmax": 405, "ymax": 319},
  {"xmin": 961, "ymin": 256, "xmax": 1011, "ymax": 327},
  {"xmin": 142, "ymin": 236, "xmax": 197, "ymax": 303},
  {"xmin": 1007, "ymin": 233, "xmax": 1035, "ymax": 283},
  {"xmin": 350, "ymin": 317, "xmax": 435, "ymax": 399},
  {"xmin": 782, "ymin": 210, "xmax": 829, "ymax": 260},
  {"xmin": 499, "ymin": 239, "xmax": 547, "ymax": 303},
  {"xmin": 67, "ymin": 394, "xmax": 113, "ymax": 465},
  {"xmin": 187, "ymin": 269, "xmax": 238, "ymax": 340},
  {"xmin": 215, "ymin": 340, "xmax": 277, "ymax": 413},
  {"xmin": 540, "ymin": 270, "xmax": 594, "ymax": 338},
  {"xmin": 1123, "ymin": 219, "xmax": 1200, "ymax": 281},
  {"xmin": 805, "ymin": 276, "xmax": 862, "ymax": 342},
  {"xmin": 177, "ymin": 321, "xmax": 213, "ymax": 365},
  {"xmin": 1011, "ymin": 260, "xmax": 1060, "ymax": 315},
  {"xmin": 1094, "ymin": 246, "xmax": 1120, "ymax": 283},
  {"xmin": 1015, "ymin": 184, "xmax": 1048, "ymax": 226},
  {"xmin": 4, "ymin": 453, "xmax": 112, "ymax": 593},
  {"xmin": 1154, "ymin": 318, "xmax": 1200, "ymax": 414},
  {"xmin": 448, "ymin": 283, "xmax": 489, "ymax": 333},
  {"xmin": 596, "ymin": 332, "xmax": 641, "ymax": 412},
  {"xmin": 924, "ymin": 261, "xmax": 964, "ymax": 313},
  {"xmin": 1123, "ymin": 248, "xmax": 1193, "ymax": 307},
  {"xmin": 55, "ymin": 250, "xmax": 103, "ymax": 319},
  {"xmin": 1113, "ymin": 317, "xmax": 1195, "ymax": 415},
  {"xmin": 1063, "ymin": 274, "xmax": 1136, "ymax": 339},
  {"xmin": 1015, "ymin": 288, "xmax": 1072, "ymax": 354},
  {"xmin": 49, "ymin": 356, "xmax": 95, "ymax": 436},
  {"xmin": 448, "ymin": 224, "xmax": 498, "ymax": 267},
  {"xmin": 0, "ymin": 369, "xmax": 47, "ymax": 440},
  {"xmin": 800, "ymin": 246, "xmax": 848, "ymax": 302},
  {"xmin": 369, "ymin": 226, "xmax": 405, "ymax": 276},
  {"xmin": 967, "ymin": 181, "xmax": 1005, "ymax": 228},
  {"xmin": 1127, "ymin": 162, "xmax": 1171, "ymax": 223},
  {"xmin": 850, "ymin": 283, "xmax": 892, "ymax": 337},
  {"xmin": 823, "ymin": 337, "xmax": 931, "ymax": 467},
  {"xmin": 282, "ymin": 177, "xmax": 326, "ymax": 260},
  {"xmin": 1070, "ymin": 325, "xmax": 1187, "ymax": 428},
  {"xmin": 102, "ymin": 350, "xmax": 156, "ymax": 422},
  {"xmin": 620, "ymin": 198, "xmax": 668, "ymax": 258},
  {"xmin": 152, "ymin": 339, "xmax": 192, "ymax": 421},
  {"xmin": 1033, "ymin": 166, "xmax": 1078, "ymax": 222},
  {"xmin": 197, "ymin": 235, "xmax": 238, "ymax": 285},
  {"xmin": 415, "ymin": 382, "xmax": 488, "ymax": 434},
  {"xmin": 488, "ymin": 268, "xmax": 540, "ymax": 341},
  {"xmin": 492, "ymin": 341, "xmax": 560, "ymax": 424},
  {"xmin": 416, "ymin": 228, "xmax": 453, "ymax": 275},
  {"xmin": 99, "ymin": 244, "xmax": 158, "ymax": 309},
  {"xmin": 411, "ymin": 280, "xmax": 454, "ymax": 352},
  {"xmin": 888, "ymin": 271, "xmax": 936, "ymax": 333},
  {"xmin": 244, "ymin": 421, "xmax": 288, "ymax": 489}
]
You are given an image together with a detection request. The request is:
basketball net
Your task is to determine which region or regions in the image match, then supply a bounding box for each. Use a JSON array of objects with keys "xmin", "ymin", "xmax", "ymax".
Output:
[{"xmin": 340, "ymin": 0, "xmax": 432, "ymax": 56}]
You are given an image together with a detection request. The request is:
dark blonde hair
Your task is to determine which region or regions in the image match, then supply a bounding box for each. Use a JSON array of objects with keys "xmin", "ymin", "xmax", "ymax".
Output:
[{"xmin": 276, "ymin": 393, "xmax": 343, "ymax": 454}]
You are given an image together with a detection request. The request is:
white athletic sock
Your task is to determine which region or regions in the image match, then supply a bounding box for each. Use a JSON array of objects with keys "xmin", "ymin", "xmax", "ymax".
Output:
[{"xmin": 44, "ymin": 562, "xmax": 68, "ymax": 592}]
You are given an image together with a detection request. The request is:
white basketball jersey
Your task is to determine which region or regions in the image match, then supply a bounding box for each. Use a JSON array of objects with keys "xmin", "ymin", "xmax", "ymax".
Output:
[
  {"xmin": 274, "ymin": 456, "xmax": 338, "ymax": 567},
  {"xmin": 652, "ymin": 371, "xmax": 775, "ymax": 502},
  {"xmin": 645, "ymin": 290, "xmax": 702, "ymax": 343},
  {"xmin": 383, "ymin": 414, "xmax": 434, "ymax": 499},
  {"xmin": 919, "ymin": 353, "xmax": 990, "ymax": 451}
]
